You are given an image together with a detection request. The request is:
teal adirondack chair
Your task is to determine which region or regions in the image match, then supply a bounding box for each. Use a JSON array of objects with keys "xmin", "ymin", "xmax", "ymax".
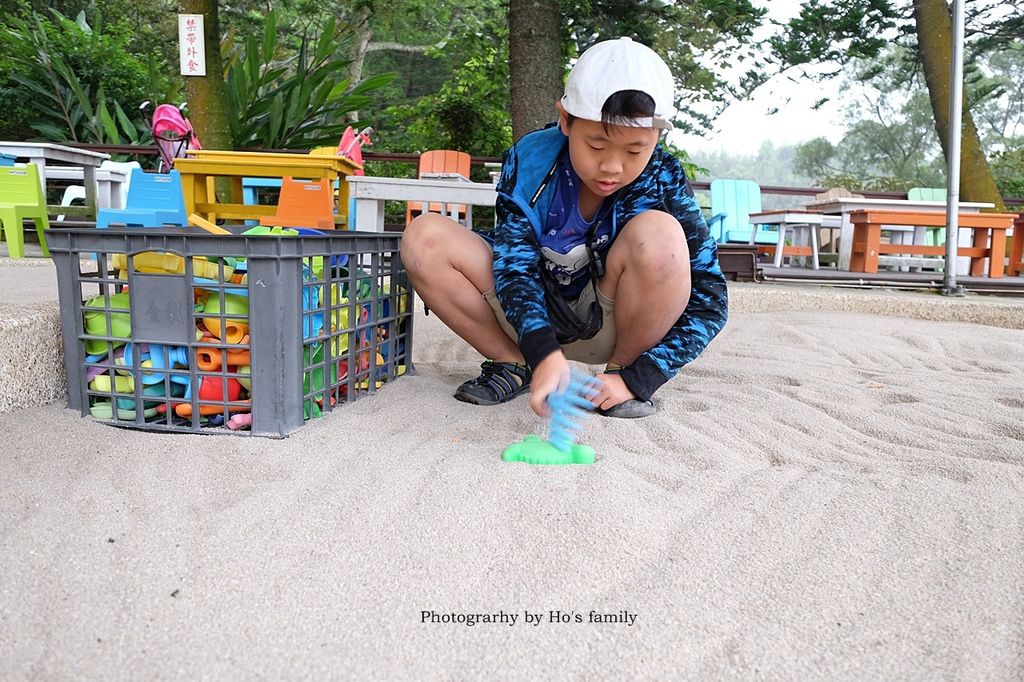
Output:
[
  {"xmin": 908, "ymin": 187, "xmax": 948, "ymax": 247},
  {"xmin": 706, "ymin": 178, "xmax": 776, "ymax": 244}
]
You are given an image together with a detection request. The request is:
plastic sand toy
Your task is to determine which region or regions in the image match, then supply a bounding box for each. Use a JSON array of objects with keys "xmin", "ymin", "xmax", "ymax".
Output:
[{"xmin": 502, "ymin": 371, "xmax": 601, "ymax": 465}]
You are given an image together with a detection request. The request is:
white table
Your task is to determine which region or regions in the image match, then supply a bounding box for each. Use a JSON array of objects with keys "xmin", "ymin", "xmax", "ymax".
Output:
[
  {"xmin": 804, "ymin": 197, "xmax": 994, "ymax": 271},
  {"xmin": 347, "ymin": 175, "xmax": 498, "ymax": 232},
  {"xmin": 748, "ymin": 210, "xmax": 843, "ymax": 270},
  {"xmin": 0, "ymin": 142, "xmax": 110, "ymax": 218},
  {"xmin": 45, "ymin": 166, "xmax": 128, "ymax": 209}
]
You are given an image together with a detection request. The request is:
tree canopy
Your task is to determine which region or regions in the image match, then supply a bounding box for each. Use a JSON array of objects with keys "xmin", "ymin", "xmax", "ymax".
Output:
[{"xmin": 771, "ymin": 0, "xmax": 1023, "ymax": 205}]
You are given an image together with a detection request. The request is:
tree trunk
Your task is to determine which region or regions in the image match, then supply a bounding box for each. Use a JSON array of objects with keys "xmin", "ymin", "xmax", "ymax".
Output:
[
  {"xmin": 508, "ymin": 0, "xmax": 564, "ymax": 141},
  {"xmin": 913, "ymin": 0, "xmax": 1004, "ymax": 209},
  {"xmin": 347, "ymin": 5, "xmax": 374, "ymax": 123},
  {"xmin": 179, "ymin": 0, "xmax": 233, "ymax": 151},
  {"xmin": 348, "ymin": 5, "xmax": 374, "ymax": 88}
]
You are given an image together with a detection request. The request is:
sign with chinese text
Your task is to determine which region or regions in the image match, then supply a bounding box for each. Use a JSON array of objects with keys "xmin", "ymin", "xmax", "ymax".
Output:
[{"xmin": 178, "ymin": 14, "xmax": 206, "ymax": 76}]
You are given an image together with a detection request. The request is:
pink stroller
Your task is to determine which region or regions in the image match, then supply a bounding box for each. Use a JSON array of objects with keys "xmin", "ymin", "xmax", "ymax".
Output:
[
  {"xmin": 150, "ymin": 103, "xmax": 202, "ymax": 172},
  {"xmin": 337, "ymin": 125, "xmax": 373, "ymax": 175}
]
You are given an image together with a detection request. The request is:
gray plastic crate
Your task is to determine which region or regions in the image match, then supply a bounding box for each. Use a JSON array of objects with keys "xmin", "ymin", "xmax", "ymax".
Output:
[{"xmin": 48, "ymin": 226, "xmax": 414, "ymax": 438}]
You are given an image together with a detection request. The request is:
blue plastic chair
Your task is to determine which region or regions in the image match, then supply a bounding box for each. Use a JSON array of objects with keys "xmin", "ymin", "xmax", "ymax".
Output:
[
  {"xmin": 242, "ymin": 177, "xmax": 283, "ymax": 226},
  {"xmin": 96, "ymin": 168, "xmax": 187, "ymax": 228},
  {"xmin": 706, "ymin": 179, "xmax": 775, "ymax": 244},
  {"xmin": 0, "ymin": 153, "xmax": 16, "ymax": 167}
]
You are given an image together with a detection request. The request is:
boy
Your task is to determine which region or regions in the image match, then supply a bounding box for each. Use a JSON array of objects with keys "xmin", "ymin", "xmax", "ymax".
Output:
[{"xmin": 401, "ymin": 37, "xmax": 728, "ymax": 418}]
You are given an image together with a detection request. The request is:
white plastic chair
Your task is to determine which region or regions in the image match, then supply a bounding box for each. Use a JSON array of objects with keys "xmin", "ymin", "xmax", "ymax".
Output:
[
  {"xmin": 57, "ymin": 185, "xmax": 86, "ymax": 222},
  {"xmin": 100, "ymin": 160, "xmax": 142, "ymax": 208}
]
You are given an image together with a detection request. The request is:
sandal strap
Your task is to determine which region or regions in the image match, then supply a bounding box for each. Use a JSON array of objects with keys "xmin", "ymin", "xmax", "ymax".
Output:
[{"xmin": 470, "ymin": 361, "xmax": 528, "ymax": 400}]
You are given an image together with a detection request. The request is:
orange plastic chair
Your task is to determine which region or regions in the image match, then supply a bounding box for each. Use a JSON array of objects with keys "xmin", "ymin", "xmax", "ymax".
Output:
[
  {"xmin": 0, "ymin": 163, "xmax": 50, "ymax": 258},
  {"xmin": 259, "ymin": 176, "xmax": 335, "ymax": 230},
  {"xmin": 406, "ymin": 150, "xmax": 472, "ymax": 225}
]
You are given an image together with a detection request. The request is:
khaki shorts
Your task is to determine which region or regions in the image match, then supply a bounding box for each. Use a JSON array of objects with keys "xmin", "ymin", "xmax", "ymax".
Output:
[{"xmin": 483, "ymin": 283, "xmax": 616, "ymax": 364}]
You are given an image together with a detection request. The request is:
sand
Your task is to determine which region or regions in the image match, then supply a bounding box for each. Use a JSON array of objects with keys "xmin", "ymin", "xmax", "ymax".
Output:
[{"xmin": 2, "ymin": 301, "xmax": 1023, "ymax": 679}]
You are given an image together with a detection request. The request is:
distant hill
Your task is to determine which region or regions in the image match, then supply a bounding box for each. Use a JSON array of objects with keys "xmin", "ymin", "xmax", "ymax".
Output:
[{"xmin": 686, "ymin": 141, "xmax": 817, "ymax": 210}]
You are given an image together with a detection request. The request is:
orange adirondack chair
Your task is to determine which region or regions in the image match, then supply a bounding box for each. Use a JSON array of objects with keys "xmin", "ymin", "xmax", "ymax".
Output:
[{"xmin": 406, "ymin": 150, "xmax": 472, "ymax": 225}]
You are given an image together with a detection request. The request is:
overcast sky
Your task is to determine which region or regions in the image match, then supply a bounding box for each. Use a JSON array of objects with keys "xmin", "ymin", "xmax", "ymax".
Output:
[{"xmin": 670, "ymin": 0, "xmax": 848, "ymax": 155}]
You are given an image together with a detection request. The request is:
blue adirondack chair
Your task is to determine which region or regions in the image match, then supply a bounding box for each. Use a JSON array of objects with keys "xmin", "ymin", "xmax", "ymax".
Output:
[
  {"xmin": 0, "ymin": 153, "xmax": 16, "ymax": 167},
  {"xmin": 706, "ymin": 178, "xmax": 776, "ymax": 244},
  {"xmin": 96, "ymin": 168, "xmax": 187, "ymax": 228}
]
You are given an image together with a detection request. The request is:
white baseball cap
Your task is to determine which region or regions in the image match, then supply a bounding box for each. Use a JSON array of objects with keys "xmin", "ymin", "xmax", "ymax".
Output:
[{"xmin": 561, "ymin": 37, "xmax": 675, "ymax": 130}]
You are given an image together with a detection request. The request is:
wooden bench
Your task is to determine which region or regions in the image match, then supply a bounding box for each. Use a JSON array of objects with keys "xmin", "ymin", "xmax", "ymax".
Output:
[
  {"xmin": 1010, "ymin": 215, "xmax": 1024, "ymax": 277},
  {"xmin": 848, "ymin": 209, "xmax": 1019, "ymax": 278}
]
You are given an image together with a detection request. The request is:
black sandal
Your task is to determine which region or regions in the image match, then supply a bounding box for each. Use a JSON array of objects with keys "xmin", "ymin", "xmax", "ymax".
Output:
[
  {"xmin": 597, "ymin": 399, "xmax": 656, "ymax": 419},
  {"xmin": 454, "ymin": 361, "xmax": 531, "ymax": 406}
]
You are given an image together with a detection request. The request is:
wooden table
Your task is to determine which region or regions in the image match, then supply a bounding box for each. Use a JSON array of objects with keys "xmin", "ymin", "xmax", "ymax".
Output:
[
  {"xmin": 848, "ymin": 209, "xmax": 1018, "ymax": 277},
  {"xmin": 804, "ymin": 197, "xmax": 994, "ymax": 271},
  {"xmin": 0, "ymin": 141, "xmax": 110, "ymax": 218},
  {"xmin": 748, "ymin": 210, "xmax": 842, "ymax": 270},
  {"xmin": 46, "ymin": 166, "xmax": 128, "ymax": 210},
  {"xmin": 347, "ymin": 175, "xmax": 498, "ymax": 232},
  {"xmin": 175, "ymin": 150, "xmax": 361, "ymax": 224}
]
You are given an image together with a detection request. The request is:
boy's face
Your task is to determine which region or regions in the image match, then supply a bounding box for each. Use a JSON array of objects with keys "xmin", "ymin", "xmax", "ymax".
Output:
[{"xmin": 557, "ymin": 102, "xmax": 660, "ymax": 203}]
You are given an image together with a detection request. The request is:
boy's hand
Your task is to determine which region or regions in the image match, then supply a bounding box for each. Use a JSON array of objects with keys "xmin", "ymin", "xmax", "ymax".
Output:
[
  {"xmin": 592, "ymin": 372, "xmax": 636, "ymax": 411},
  {"xmin": 529, "ymin": 352, "xmax": 571, "ymax": 417}
]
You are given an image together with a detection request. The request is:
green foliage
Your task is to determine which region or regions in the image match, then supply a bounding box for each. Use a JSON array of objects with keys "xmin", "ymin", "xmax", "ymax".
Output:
[
  {"xmin": 0, "ymin": 7, "xmax": 163, "ymax": 143},
  {"xmin": 364, "ymin": 0, "xmax": 511, "ymax": 158},
  {"xmin": 791, "ymin": 41, "xmax": 1024, "ymax": 196},
  {"xmin": 770, "ymin": 0, "xmax": 900, "ymax": 75},
  {"xmin": 384, "ymin": 43, "xmax": 512, "ymax": 157},
  {"xmin": 991, "ymin": 144, "xmax": 1024, "ymax": 198},
  {"xmin": 663, "ymin": 141, "xmax": 708, "ymax": 182},
  {"xmin": 969, "ymin": 44, "xmax": 1024, "ymax": 147},
  {"xmin": 223, "ymin": 12, "xmax": 396, "ymax": 150},
  {"xmin": 789, "ymin": 46, "xmax": 949, "ymax": 191}
]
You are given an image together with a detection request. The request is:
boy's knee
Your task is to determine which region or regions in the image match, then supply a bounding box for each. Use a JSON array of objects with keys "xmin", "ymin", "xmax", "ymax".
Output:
[
  {"xmin": 401, "ymin": 214, "xmax": 452, "ymax": 266},
  {"xmin": 619, "ymin": 211, "xmax": 688, "ymax": 274}
]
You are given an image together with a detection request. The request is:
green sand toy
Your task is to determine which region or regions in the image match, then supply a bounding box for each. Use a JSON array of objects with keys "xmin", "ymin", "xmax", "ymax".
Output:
[
  {"xmin": 502, "ymin": 434, "xmax": 596, "ymax": 465},
  {"xmin": 502, "ymin": 372, "xmax": 601, "ymax": 465}
]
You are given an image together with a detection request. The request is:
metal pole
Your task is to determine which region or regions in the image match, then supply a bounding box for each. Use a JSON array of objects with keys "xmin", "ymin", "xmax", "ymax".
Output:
[{"xmin": 942, "ymin": 0, "xmax": 966, "ymax": 296}]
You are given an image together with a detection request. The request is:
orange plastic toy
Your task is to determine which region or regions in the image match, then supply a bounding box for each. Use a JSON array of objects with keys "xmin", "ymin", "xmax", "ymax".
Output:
[{"xmin": 195, "ymin": 347, "xmax": 251, "ymax": 371}]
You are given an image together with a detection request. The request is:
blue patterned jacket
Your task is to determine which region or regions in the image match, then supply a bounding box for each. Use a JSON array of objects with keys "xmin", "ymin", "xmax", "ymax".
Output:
[{"xmin": 492, "ymin": 125, "xmax": 728, "ymax": 401}]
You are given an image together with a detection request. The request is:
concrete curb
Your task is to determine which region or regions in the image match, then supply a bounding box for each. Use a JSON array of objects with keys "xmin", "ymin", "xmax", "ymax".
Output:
[
  {"xmin": 729, "ymin": 282, "xmax": 1024, "ymax": 329},
  {"xmin": 0, "ymin": 303, "xmax": 66, "ymax": 413}
]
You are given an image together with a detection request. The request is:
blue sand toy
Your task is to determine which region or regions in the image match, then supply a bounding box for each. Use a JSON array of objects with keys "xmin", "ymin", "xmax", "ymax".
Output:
[{"xmin": 502, "ymin": 371, "xmax": 601, "ymax": 465}]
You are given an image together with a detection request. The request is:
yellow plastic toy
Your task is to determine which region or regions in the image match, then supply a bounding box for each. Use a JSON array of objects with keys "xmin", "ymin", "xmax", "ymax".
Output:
[{"xmin": 111, "ymin": 251, "xmax": 234, "ymax": 281}]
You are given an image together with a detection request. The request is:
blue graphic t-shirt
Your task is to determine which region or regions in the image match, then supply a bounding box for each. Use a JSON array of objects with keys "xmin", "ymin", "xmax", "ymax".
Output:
[{"xmin": 539, "ymin": 152, "xmax": 612, "ymax": 299}]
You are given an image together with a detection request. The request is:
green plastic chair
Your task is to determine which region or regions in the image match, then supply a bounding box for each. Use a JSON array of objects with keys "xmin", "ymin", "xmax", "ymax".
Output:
[
  {"xmin": 908, "ymin": 187, "xmax": 948, "ymax": 247},
  {"xmin": 706, "ymin": 178, "xmax": 775, "ymax": 244},
  {"xmin": 0, "ymin": 163, "xmax": 50, "ymax": 258}
]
